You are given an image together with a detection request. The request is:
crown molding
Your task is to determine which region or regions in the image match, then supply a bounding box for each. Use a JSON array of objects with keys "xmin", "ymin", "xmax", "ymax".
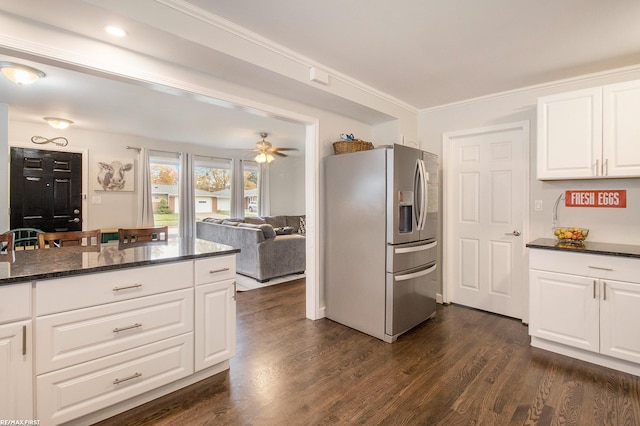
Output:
[
  {"xmin": 420, "ymin": 63, "xmax": 640, "ymax": 114},
  {"xmin": 156, "ymin": 0, "xmax": 418, "ymax": 115}
]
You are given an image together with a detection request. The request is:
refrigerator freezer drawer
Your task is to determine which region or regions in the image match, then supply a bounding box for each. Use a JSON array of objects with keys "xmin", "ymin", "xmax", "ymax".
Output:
[
  {"xmin": 387, "ymin": 240, "xmax": 437, "ymax": 273},
  {"xmin": 385, "ymin": 263, "xmax": 437, "ymax": 338}
]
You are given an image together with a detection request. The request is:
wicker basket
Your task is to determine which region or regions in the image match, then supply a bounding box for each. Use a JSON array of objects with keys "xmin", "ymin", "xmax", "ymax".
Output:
[{"xmin": 333, "ymin": 140, "xmax": 374, "ymax": 155}]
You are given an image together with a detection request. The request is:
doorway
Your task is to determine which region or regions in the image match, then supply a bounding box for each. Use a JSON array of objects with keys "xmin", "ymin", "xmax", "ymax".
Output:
[
  {"xmin": 10, "ymin": 147, "xmax": 83, "ymax": 232},
  {"xmin": 443, "ymin": 121, "xmax": 529, "ymax": 320}
]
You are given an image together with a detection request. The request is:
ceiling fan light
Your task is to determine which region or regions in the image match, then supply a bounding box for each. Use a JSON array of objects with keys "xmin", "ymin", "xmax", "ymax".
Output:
[
  {"xmin": 266, "ymin": 153, "xmax": 275, "ymax": 163},
  {"xmin": 44, "ymin": 117, "xmax": 73, "ymax": 130},
  {"xmin": 255, "ymin": 153, "xmax": 267, "ymax": 163},
  {"xmin": 0, "ymin": 62, "xmax": 46, "ymax": 85}
]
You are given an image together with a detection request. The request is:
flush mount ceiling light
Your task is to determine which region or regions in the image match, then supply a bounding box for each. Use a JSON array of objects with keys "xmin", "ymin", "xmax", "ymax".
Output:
[
  {"xmin": 105, "ymin": 25, "xmax": 127, "ymax": 37},
  {"xmin": 44, "ymin": 117, "xmax": 73, "ymax": 130},
  {"xmin": 0, "ymin": 61, "xmax": 46, "ymax": 85}
]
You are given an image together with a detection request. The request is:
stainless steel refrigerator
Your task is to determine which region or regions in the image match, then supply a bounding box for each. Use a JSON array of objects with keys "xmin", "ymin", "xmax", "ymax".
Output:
[{"xmin": 324, "ymin": 144, "xmax": 438, "ymax": 343}]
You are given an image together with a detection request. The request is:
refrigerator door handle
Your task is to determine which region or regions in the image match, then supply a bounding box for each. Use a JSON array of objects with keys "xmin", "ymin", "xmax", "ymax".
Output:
[
  {"xmin": 394, "ymin": 264, "xmax": 437, "ymax": 282},
  {"xmin": 414, "ymin": 159, "xmax": 428, "ymax": 231},
  {"xmin": 395, "ymin": 241, "xmax": 437, "ymax": 254}
]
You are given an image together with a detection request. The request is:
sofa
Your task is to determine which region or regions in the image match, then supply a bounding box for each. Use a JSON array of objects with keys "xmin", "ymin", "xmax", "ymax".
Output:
[{"xmin": 196, "ymin": 215, "xmax": 306, "ymax": 282}]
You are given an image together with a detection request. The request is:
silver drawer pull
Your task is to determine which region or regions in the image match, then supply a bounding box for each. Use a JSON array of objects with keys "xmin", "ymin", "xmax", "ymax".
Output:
[
  {"xmin": 113, "ymin": 372, "xmax": 142, "ymax": 385},
  {"xmin": 113, "ymin": 283, "xmax": 143, "ymax": 292},
  {"xmin": 588, "ymin": 266, "xmax": 613, "ymax": 271},
  {"xmin": 209, "ymin": 268, "xmax": 230, "ymax": 274},
  {"xmin": 113, "ymin": 323, "xmax": 142, "ymax": 333}
]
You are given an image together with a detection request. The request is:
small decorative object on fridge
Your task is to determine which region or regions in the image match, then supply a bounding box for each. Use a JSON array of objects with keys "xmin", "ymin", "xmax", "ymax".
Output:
[{"xmin": 333, "ymin": 133, "xmax": 374, "ymax": 155}]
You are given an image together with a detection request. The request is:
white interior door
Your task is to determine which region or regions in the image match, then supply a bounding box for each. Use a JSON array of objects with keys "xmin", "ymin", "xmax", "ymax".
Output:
[{"xmin": 444, "ymin": 122, "xmax": 529, "ymax": 320}]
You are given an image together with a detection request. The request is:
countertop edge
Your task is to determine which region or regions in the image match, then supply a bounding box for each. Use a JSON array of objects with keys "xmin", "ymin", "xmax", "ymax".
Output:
[
  {"xmin": 0, "ymin": 246, "xmax": 240, "ymax": 285},
  {"xmin": 526, "ymin": 238, "xmax": 640, "ymax": 259}
]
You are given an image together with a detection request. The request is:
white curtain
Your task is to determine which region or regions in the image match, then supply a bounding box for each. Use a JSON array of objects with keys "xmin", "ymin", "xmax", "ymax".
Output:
[
  {"xmin": 137, "ymin": 148, "xmax": 154, "ymax": 227},
  {"xmin": 259, "ymin": 162, "xmax": 270, "ymax": 217},
  {"xmin": 180, "ymin": 152, "xmax": 195, "ymax": 238}
]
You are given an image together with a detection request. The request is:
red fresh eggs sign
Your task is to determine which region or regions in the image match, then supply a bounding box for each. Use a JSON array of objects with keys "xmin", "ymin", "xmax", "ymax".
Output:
[{"xmin": 565, "ymin": 190, "xmax": 626, "ymax": 208}]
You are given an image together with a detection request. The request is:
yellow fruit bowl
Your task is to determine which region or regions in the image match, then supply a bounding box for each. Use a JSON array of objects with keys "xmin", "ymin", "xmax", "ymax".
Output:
[{"xmin": 553, "ymin": 227, "xmax": 589, "ymax": 244}]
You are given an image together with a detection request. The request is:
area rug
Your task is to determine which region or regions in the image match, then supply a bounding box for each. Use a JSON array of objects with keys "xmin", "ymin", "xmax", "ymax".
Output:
[{"xmin": 235, "ymin": 273, "xmax": 305, "ymax": 291}]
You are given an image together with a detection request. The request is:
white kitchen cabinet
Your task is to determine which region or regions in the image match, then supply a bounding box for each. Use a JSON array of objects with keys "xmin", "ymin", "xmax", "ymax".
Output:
[
  {"xmin": 0, "ymin": 320, "xmax": 33, "ymax": 420},
  {"xmin": 602, "ymin": 80, "xmax": 640, "ymax": 177},
  {"xmin": 537, "ymin": 79, "xmax": 640, "ymax": 179},
  {"xmin": 537, "ymin": 87, "xmax": 602, "ymax": 179},
  {"xmin": 529, "ymin": 248, "xmax": 640, "ymax": 373},
  {"xmin": 529, "ymin": 270, "xmax": 599, "ymax": 352},
  {"xmin": 599, "ymin": 279, "xmax": 640, "ymax": 364},
  {"xmin": 0, "ymin": 282, "xmax": 33, "ymax": 420},
  {"xmin": 194, "ymin": 255, "xmax": 236, "ymax": 372}
]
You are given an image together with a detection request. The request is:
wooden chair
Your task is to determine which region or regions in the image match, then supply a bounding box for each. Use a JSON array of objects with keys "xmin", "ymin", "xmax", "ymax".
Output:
[
  {"xmin": 0, "ymin": 233, "xmax": 14, "ymax": 253},
  {"xmin": 118, "ymin": 226, "xmax": 168, "ymax": 244},
  {"xmin": 38, "ymin": 230, "xmax": 102, "ymax": 248},
  {"xmin": 2, "ymin": 228, "xmax": 43, "ymax": 250},
  {"xmin": 0, "ymin": 233, "xmax": 16, "ymax": 262}
]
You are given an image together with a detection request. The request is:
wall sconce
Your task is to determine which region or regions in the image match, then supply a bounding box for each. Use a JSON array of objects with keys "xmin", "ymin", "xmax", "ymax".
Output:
[
  {"xmin": 0, "ymin": 61, "xmax": 46, "ymax": 85},
  {"xmin": 44, "ymin": 117, "xmax": 73, "ymax": 130}
]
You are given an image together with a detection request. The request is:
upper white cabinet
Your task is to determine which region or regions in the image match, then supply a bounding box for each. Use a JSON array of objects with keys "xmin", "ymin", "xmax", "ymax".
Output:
[
  {"xmin": 537, "ymin": 80, "xmax": 640, "ymax": 179},
  {"xmin": 602, "ymin": 80, "xmax": 640, "ymax": 177}
]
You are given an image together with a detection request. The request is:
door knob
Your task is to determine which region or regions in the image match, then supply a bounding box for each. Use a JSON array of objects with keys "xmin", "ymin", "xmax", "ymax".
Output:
[
  {"xmin": 505, "ymin": 230, "xmax": 521, "ymax": 236},
  {"xmin": 69, "ymin": 218, "xmax": 80, "ymax": 223}
]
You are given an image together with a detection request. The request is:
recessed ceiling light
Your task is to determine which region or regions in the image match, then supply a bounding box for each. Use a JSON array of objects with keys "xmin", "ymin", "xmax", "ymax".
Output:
[
  {"xmin": 0, "ymin": 61, "xmax": 46, "ymax": 85},
  {"xmin": 105, "ymin": 25, "xmax": 127, "ymax": 38},
  {"xmin": 44, "ymin": 117, "xmax": 74, "ymax": 130}
]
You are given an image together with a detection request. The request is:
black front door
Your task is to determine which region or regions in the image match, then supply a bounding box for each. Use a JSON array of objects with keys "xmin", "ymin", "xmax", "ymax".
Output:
[{"xmin": 10, "ymin": 147, "xmax": 83, "ymax": 232}]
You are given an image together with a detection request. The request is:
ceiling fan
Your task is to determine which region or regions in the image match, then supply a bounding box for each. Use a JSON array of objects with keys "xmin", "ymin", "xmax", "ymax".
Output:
[{"xmin": 251, "ymin": 132, "xmax": 298, "ymax": 163}]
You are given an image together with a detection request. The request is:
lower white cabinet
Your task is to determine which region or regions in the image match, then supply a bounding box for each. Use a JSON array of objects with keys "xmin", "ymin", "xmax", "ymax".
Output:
[
  {"xmin": 529, "ymin": 249, "xmax": 640, "ymax": 372},
  {"xmin": 0, "ymin": 320, "xmax": 33, "ymax": 420},
  {"xmin": 599, "ymin": 279, "xmax": 640, "ymax": 363},
  {"xmin": 0, "ymin": 282, "xmax": 33, "ymax": 420},
  {"xmin": 37, "ymin": 333, "xmax": 193, "ymax": 425},
  {"xmin": 29, "ymin": 254, "xmax": 237, "ymax": 425},
  {"xmin": 195, "ymin": 279, "xmax": 236, "ymax": 371}
]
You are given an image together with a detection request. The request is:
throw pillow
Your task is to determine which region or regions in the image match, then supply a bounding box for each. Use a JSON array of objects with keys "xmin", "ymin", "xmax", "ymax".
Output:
[
  {"xmin": 222, "ymin": 220, "xmax": 240, "ymax": 226},
  {"xmin": 275, "ymin": 226, "xmax": 295, "ymax": 235},
  {"xmin": 299, "ymin": 216, "xmax": 306, "ymax": 234}
]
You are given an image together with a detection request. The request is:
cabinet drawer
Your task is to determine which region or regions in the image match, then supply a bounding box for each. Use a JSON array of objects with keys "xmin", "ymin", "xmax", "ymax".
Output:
[
  {"xmin": 37, "ymin": 333, "xmax": 193, "ymax": 426},
  {"xmin": 194, "ymin": 255, "xmax": 236, "ymax": 285},
  {"xmin": 36, "ymin": 288, "xmax": 193, "ymax": 374},
  {"xmin": 530, "ymin": 249, "xmax": 640, "ymax": 283},
  {"xmin": 0, "ymin": 282, "xmax": 31, "ymax": 324},
  {"xmin": 36, "ymin": 261, "xmax": 193, "ymax": 315}
]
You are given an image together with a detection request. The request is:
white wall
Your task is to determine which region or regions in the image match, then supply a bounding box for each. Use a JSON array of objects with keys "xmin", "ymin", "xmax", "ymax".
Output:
[
  {"xmin": 0, "ymin": 104, "xmax": 7, "ymax": 231},
  {"xmin": 419, "ymin": 67, "xmax": 640, "ymax": 249},
  {"xmin": 269, "ymin": 156, "xmax": 305, "ymax": 216}
]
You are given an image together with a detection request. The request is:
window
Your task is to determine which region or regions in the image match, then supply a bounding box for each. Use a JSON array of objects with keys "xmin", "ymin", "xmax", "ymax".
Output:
[
  {"xmin": 243, "ymin": 161, "xmax": 260, "ymax": 217},
  {"xmin": 194, "ymin": 156, "xmax": 232, "ymax": 221},
  {"xmin": 149, "ymin": 151, "xmax": 180, "ymax": 235}
]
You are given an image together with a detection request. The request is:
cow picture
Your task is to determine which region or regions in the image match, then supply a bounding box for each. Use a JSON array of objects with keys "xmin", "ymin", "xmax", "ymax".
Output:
[{"xmin": 97, "ymin": 160, "xmax": 134, "ymax": 191}]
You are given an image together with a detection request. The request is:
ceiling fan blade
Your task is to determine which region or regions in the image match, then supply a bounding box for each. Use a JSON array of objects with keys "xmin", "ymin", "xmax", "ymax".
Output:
[
  {"xmin": 272, "ymin": 147, "xmax": 298, "ymax": 152},
  {"xmin": 272, "ymin": 151, "xmax": 288, "ymax": 157}
]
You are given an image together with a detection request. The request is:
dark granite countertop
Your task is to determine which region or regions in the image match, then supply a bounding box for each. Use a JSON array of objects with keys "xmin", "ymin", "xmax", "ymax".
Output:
[
  {"xmin": 0, "ymin": 237, "xmax": 239, "ymax": 286},
  {"xmin": 526, "ymin": 238, "xmax": 640, "ymax": 259}
]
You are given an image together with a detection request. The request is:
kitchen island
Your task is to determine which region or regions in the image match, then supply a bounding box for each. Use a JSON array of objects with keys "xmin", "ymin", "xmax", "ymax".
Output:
[
  {"xmin": 527, "ymin": 238, "xmax": 640, "ymax": 376},
  {"xmin": 0, "ymin": 238, "xmax": 239, "ymax": 425}
]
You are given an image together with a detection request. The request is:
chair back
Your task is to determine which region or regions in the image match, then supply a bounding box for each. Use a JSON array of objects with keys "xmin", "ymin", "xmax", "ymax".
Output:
[
  {"xmin": 118, "ymin": 226, "xmax": 168, "ymax": 244},
  {"xmin": 2, "ymin": 228, "xmax": 43, "ymax": 250},
  {"xmin": 0, "ymin": 233, "xmax": 14, "ymax": 253},
  {"xmin": 38, "ymin": 230, "xmax": 102, "ymax": 248}
]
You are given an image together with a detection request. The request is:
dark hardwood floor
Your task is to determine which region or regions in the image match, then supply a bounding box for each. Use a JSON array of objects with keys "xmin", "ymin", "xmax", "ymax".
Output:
[{"xmin": 96, "ymin": 279, "xmax": 640, "ymax": 425}]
